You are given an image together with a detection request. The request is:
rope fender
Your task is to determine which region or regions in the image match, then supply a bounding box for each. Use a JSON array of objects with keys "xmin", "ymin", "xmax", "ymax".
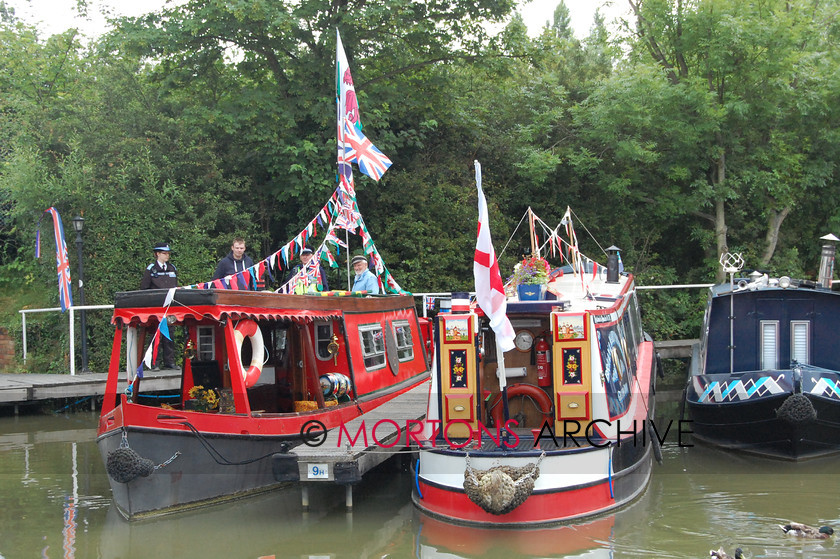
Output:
[
  {"xmin": 463, "ymin": 451, "xmax": 545, "ymax": 515},
  {"xmin": 105, "ymin": 431, "xmax": 181, "ymax": 484},
  {"xmin": 775, "ymin": 393, "xmax": 817, "ymax": 425}
]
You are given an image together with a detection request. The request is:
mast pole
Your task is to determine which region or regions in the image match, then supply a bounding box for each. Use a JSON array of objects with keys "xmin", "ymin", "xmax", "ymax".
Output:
[
  {"xmin": 719, "ymin": 252, "xmax": 744, "ymax": 375},
  {"xmin": 346, "ymin": 229, "xmax": 351, "ymax": 290},
  {"xmin": 528, "ymin": 207, "xmax": 538, "ymax": 258}
]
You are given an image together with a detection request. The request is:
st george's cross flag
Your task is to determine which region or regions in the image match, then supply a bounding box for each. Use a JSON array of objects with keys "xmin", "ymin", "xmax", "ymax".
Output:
[{"xmin": 472, "ymin": 161, "xmax": 515, "ymax": 353}]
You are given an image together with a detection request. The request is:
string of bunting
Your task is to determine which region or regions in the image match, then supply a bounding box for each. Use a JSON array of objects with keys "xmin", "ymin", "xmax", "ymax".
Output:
[
  {"xmin": 528, "ymin": 208, "xmax": 611, "ymax": 289},
  {"xmin": 182, "ymin": 188, "xmax": 406, "ymax": 294}
]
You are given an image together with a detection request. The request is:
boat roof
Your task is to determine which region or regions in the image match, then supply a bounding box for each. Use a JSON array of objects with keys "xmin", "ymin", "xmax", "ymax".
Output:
[
  {"xmin": 112, "ymin": 289, "xmax": 417, "ymax": 326},
  {"xmin": 709, "ymin": 275, "xmax": 836, "ymax": 298},
  {"xmin": 506, "ymin": 270, "xmax": 634, "ymax": 315}
]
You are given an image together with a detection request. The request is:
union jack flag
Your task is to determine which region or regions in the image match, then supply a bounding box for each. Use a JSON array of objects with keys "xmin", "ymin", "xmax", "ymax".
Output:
[
  {"xmin": 335, "ymin": 197, "xmax": 361, "ymax": 233},
  {"xmin": 343, "ymin": 121, "xmax": 392, "ymax": 181},
  {"xmin": 36, "ymin": 207, "xmax": 73, "ymax": 312}
]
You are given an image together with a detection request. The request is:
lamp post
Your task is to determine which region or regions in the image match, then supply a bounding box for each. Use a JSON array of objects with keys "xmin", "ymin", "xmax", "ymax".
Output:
[{"xmin": 71, "ymin": 216, "xmax": 88, "ymax": 372}]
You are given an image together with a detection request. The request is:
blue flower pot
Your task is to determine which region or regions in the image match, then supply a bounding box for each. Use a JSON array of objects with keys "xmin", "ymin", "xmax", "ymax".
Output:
[{"xmin": 517, "ymin": 284, "xmax": 544, "ymax": 301}]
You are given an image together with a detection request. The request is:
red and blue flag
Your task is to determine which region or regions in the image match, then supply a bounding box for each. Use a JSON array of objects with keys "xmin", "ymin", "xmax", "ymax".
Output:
[
  {"xmin": 343, "ymin": 121, "xmax": 392, "ymax": 181},
  {"xmin": 36, "ymin": 207, "xmax": 73, "ymax": 312}
]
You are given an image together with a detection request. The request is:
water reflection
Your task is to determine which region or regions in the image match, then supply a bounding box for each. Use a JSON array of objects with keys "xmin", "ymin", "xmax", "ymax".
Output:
[{"xmin": 0, "ymin": 413, "xmax": 838, "ymax": 558}]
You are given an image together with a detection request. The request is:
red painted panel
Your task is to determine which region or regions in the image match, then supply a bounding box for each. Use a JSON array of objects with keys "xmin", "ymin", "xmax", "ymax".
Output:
[{"xmin": 417, "ymin": 479, "xmax": 615, "ymax": 525}]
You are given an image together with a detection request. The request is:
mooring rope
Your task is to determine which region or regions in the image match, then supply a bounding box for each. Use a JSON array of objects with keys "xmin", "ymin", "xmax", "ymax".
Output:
[{"xmin": 178, "ymin": 421, "xmax": 289, "ymax": 465}]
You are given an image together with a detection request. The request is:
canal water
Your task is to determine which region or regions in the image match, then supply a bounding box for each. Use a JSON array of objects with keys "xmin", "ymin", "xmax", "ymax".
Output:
[{"xmin": 1, "ymin": 411, "xmax": 838, "ymax": 559}]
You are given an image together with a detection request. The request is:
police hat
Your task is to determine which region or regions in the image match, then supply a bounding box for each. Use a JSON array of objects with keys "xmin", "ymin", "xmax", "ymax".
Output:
[
  {"xmin": 153, "ymin": 243, "xmax": 171, "ymax": 252},
  {"xmin": 301, "ymin": 247, "xmax": 313, "ymax": 255}
]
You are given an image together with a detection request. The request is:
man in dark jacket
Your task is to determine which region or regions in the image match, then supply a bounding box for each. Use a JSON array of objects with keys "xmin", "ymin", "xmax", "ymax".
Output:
[
  {"xmin": 213, "ymin": 237, "xmax": 255, "ymax": 280},
  {"xmin": 140, "ymin": 242, "xmax": 177, "ymax": 369}
]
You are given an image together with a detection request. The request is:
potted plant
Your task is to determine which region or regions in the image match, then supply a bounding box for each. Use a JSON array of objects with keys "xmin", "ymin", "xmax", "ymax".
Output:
[
  {"xmin": 186, "ymin": 385, "xmax": 219, "ymax": 412},
  {"xmin": 509, "ymin": 255, "xmax": 550, "ymax": 300}
]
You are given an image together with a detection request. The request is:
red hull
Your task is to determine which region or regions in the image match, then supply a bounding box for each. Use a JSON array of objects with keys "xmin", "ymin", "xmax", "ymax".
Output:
[{"xmin": 415, "ymin": 478, "xmax": 615, "ymax": 525}]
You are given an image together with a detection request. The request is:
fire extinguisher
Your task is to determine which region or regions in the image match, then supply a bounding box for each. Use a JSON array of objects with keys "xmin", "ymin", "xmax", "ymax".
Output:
[{"xmin": 536, "ymin": 337, "xmax": 551, "ymax": 387}]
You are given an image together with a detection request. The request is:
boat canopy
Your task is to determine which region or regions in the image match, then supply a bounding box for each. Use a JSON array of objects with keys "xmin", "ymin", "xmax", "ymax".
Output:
[
  {"xmin": 110, "ymin": 289, "xmax": 368, "ymax": 327},
  {"xmin": 113, "ymin": 306, "xmax": 342, "ymax": 326}
]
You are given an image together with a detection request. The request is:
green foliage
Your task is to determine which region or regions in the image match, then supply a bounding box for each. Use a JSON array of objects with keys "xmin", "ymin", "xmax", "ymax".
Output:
[
  {"xmin": 3, "ymin": 0, "xmax": 840, "ymax": 376},
  {"xmin": 636, "ymin": 266, "xmax": 708, "ymax": 342}
]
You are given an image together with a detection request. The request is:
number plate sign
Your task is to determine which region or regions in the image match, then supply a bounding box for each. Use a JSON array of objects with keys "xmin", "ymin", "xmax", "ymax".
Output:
[{"xmin": 307, "ymin": 463, "xmax": 329, "ymax": 479}]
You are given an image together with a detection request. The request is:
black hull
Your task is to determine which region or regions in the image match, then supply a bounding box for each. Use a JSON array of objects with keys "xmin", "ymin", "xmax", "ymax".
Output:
[
  {"xmin": 687, "ymin": 393, "xmax": 840, "ymax": 460},
  {"xmin": 97, "ymin": 427, "xmax": 298, "ymax": 519}
]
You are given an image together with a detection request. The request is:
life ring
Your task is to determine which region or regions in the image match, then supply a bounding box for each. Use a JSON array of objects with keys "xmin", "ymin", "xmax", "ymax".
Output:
[
  {"xmin": 233, "ymin": 320, "xmax": 264, "ymax": 388},
  {"xmin": 490, "ymin": 383, "xmax": 553, "ymax": 427}
]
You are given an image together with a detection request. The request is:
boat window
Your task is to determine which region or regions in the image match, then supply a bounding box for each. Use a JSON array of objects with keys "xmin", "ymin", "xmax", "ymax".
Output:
[
  {"xmin": 197, "ymin": 326, "xmax": 215, "ymax": 361},
  {"xmin": 393, "ymin": 320, "xmax": 414, "ymax": 362},
  {"xmin": 315, "ymin": 322, "xmax": 334, "ymax": 361},
  {"xmin": 760, "ymin": 321, "xmax": 779, "ymax": 370},
  {"xmin": 271, "ymin": 328, "xmax": 288, "ymax": 365},
  {"xmin": 359, "ymin": 324, "xmax": 386, "ymax": 370},
  {"xmin": 791, "ymin": 321, "xmax": 810, "ymax": 365},
  {"xmin": 627, "ymin": 293, "xmax": 642, "ymax": 346}
]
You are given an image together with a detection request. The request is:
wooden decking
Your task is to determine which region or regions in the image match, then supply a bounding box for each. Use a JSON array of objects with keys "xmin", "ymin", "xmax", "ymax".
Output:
[
  {"xmin": 0, "ymin": 369, "xmax": 181, "ymax": 409},
  {"xmin": 655, "ymin": 339, "xmax": 697, "ymax": 359}
]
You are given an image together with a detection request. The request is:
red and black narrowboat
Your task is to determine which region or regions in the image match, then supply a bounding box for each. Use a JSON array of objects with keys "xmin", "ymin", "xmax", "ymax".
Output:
[{"xmin": 97, "ymin": 288, "xmax": 430, "ymax": 519}]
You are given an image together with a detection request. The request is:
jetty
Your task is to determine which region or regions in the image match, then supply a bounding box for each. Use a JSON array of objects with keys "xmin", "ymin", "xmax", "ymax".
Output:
[
  {"xmin": 0, "ymin": 369, "xmax": 180, "ymax": 413},
  {"xmin": 289, "ymin": 381, "xmax": 429, "ymax": 510}
]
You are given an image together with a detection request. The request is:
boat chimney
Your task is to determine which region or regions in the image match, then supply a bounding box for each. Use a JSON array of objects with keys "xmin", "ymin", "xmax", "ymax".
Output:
[
  {"xmin": 818, "ymin": 234, "xmax": 839, "ymax": 288},
  {"xmin": 450, "ymin": 292, "xmax": 470, "ymax": 314},
  {"xmin": 606, "ymin": 246, "xmax": 621, "ymax": 284}
]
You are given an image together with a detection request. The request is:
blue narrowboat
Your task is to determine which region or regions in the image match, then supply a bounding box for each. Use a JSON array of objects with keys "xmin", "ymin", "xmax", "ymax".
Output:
[{"xmin": 685, "ymin": 243, "xmax": 840, "ymax": 460}]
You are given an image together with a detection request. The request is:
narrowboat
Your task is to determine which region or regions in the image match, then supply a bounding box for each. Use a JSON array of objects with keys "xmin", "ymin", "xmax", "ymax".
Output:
[
  {"xmin": 685, "ymin": 242, "xmax": 840, "ymax": 460},
  {"xmin": 97, "ymin": 289, "xmax": 431, "ymax": 519},
  {"xmin": 413, "ymin": 203, "xmax": 659, "ymax": 526},
  {"xmin": 97, "ymin": 29, "xmax": 432, "ymax": 519}
]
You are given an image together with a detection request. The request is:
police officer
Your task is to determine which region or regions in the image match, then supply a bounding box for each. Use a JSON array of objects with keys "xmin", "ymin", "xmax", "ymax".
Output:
[
  {"xmin": 140, "ymin": 242, "xmax": 177, "ymax": 368},
  {"xmin": 141, "ymin": 242, "xmax": 178, "ymax": 289}
]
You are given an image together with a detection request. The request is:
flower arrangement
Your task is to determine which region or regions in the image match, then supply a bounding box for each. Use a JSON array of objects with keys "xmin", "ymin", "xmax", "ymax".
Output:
[
  {"xmin": 509, "ymin": 255, "xmax": 551, "ymax": 286},
  {"xmin": 187, "ymin": 385, "xmax": 219, "ymax": 412}
]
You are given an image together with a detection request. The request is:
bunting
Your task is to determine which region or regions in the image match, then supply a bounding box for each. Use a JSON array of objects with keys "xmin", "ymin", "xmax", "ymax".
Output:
[{"xmin": 177, "ymin": 34, "xmax": 401, "ymax": 293}]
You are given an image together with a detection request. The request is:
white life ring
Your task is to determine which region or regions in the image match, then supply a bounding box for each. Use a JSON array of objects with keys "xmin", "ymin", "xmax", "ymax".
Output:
[{"xmin": 233, "ymin": 320, "xmax": 264, "ymax": 388}]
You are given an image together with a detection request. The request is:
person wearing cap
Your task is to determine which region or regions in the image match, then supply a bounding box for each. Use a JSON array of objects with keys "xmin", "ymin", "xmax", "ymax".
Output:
[
  {"xmin": 140, "ymin": 242, "xmax": 178, "ymax": 369},
  {"xmin": 285, "ymin": 247, "xmax": 329, "ymax": 293},
  {"xmin": 141, "ymin": 243, "xmax": 178, "ymax": 290},
  {"xmin": 351, "ymin": 254, "xmax": 380, "ymax": 293},
  {"xmin": 212, "ymin": 237, "xmax": 255, "ymax": 280}
]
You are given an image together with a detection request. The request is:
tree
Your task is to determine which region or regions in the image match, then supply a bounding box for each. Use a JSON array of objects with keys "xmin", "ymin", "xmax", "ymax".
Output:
[{"xmin": 619, "ymin": 0, "xmax": 840, "ymax": 280}]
